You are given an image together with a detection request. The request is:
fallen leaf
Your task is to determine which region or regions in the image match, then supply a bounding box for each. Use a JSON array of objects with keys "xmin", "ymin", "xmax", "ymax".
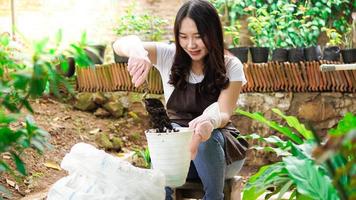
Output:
[
  {"xmin": 128, "ymin": 111, "xmax": 139, "ymax": 119},
  {"xmin": 89, "ymin": 128, "xmax": 101, "ymax": 134},
  {"xmin": 53, "ymin": 117, "xmax": 60, "ymax": 122},
  {"xmin": 2, "ymin": 152, "xmax": 11, "ymax": 160},
  {"xmin": 117, "ymin": 153, "xmax": 126, "ymax": 157},
  {"xmin": 44, "ymin": 161, "xmax": 61, "ymax": 171},
  {"xmin": 49, "ymin": 123, "xmax": 65, "ymax": 129},
  {"xmin": 63, "ymin": 116, "xmax": 71, "ymax": 120},
  {"xmin": 6, "ymin": 179, "xmax": 16, "ymax": 187}
]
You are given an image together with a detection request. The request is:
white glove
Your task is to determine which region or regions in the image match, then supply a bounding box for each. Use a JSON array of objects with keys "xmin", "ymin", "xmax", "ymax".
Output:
[
  {"xmin": 113, "ymin": 35, "xmax": 151, "ymax": 87},
  {"xmin": 188, "ymin": 102, "xmax": 222, "ymax": 160},
  {"xmin": 189, "ymin": 102, "xmax": 222, "ymax": 130},
  {"xmin": 189, "ymin": 116, "xmax": 214, "ymax": 142},
  {"xmin": 127, "ymin": 57, "xmax": 151, "ymax": 87}
]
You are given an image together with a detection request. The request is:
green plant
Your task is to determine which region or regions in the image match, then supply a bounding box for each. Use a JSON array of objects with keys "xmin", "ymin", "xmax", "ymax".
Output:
[
  {"xmin": 134, "ymin": 147, "xmax": 151, "ymax": 168},
  {"xmin": 114, "ymin": 1, "xmax": 168, "ymax": 41},
  {"xmin": 343, "ymin": 14, "xmax": 356, "ymax": 49},
  {"xmin": 236, "ymin": 109, "xmax": 355, "ymax": 200},
  {"xmin": 211, "ymin": 0, "xmax": 355, "ymax": 49},
  {"xmin": 210, "ymin": 0, "xmax": 262, "ymax": 25},
  {"xmin": 224, "ymin": 21, "xmax": 241, "ymax": 47},
  {"xmin": 322, "ymin": 27, "xmax": 343, "ymax": 46},
  {"xmin": 247, "ymin": 3, "xmax": 311, "ymax": 49},
  {"xmin": 247, "ymin": 6, "xmax": 275, "ymax": 48},
  {"xmin": 0, "ymin": 31, "xmax": 91, "ymax": 198}
]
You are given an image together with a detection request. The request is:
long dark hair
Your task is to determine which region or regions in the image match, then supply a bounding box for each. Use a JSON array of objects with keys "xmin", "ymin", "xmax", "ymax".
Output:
[{"xmin": 168, "ymin": 0, "xmax": 229, "ymax": 95}]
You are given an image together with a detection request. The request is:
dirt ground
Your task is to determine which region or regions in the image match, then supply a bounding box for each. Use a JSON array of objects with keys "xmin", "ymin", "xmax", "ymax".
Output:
[
  {"xmin": 0, "ymin": 95, "xmax": 151, "ymax": 199},
  {"xmin": 0, "ymin": 95, "xmax": 257, "ymax": 200}
]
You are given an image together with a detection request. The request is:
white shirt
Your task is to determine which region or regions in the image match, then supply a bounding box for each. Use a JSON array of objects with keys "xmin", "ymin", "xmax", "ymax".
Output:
[{"xmin": 154, "ymin": 43, "xmax": 247, "ymax": 103}]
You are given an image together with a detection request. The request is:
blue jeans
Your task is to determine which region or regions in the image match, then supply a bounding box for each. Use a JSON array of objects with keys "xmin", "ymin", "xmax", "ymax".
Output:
[{"xmin": 165, "ymin": 124, "xmax": 245, "ymax": 200}]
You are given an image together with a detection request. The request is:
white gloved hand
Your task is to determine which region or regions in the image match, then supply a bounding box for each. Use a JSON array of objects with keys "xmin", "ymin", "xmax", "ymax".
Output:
[
  {"xmin": 188, "ymin": 102, "xmax": 222, "ymax": 159},
  {"xmin": 113, "ymin": 35, "xmax": 152, "ymax": 87},
  {"xmin": 189, "ymin": 116, "xmax": 214, "ymax": 141},
  {"xmin": 128, "ymin": 57, "xmax": 151, "ymax": 87},
  {"xmin": 188, "ymin": 118, "xmax": 214, "ymax": 160}
]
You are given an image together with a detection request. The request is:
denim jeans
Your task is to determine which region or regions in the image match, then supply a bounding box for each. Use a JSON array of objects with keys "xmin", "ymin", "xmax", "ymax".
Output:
[{"xmin": 165, "ymin": 124, "xmax": 245, "ymax": 200}]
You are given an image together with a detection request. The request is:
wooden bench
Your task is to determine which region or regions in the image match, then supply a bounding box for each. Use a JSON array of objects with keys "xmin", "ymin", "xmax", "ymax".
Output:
[{"xmin": 174, "ymin": 176, "xmax": 243, "ymax": 200}]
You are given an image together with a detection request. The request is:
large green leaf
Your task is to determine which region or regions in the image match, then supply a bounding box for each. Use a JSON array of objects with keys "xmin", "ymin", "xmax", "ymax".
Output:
[
  {"xmin": 243, "ymin": 163, "xmax": 287, "ymax": 200},
  {"xmin": 283, "ymin": 157, "xmax": 340, "ymax": 200},
  {"xmin": 290, "ymin": 141, "xmax": 315, "ymax": 160},
  {"xmin": 12, "ymin": 73, "xmax": 31, "ymax": 90},
  {"xmin": 236, "ymin": 109, "xmax": 303, "ymax": 144},
  {"xmin": 0, "ymin": 127, "xmax": 23, "ymax": 152},
  {"xmin": 251, "ymin": 146, "xmax": 291, "ymax": 157},
  {"xmin": 11, "ymin": 152, "xmax": 27, "ymax": 176},
  {"xmin": 329, "ymin": 113, "xmax": 356, "ymax": 137},
  {"xmin": 29, "ymin": 64, "xmax": 48, "ymax": 97},
  {"xmin": 272, "ymin": 108, "xmax": 314, "ymax": 140},
  {"xmin": 0, "ymin": 160, "xmax": 10, "ymax": 172},
  {"xmin": 0, "ymin": 112, "xmax": 18, "ymax": 125},
  {"xmin": 241, "ymin": 133, "xmax": 288, "ymax": 148}
]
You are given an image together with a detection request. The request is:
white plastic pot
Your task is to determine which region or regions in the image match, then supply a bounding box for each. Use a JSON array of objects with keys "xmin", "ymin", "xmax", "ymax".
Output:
[{"xmin": 145, "ymin": 127, "xmax": 193, "ymax": 187}]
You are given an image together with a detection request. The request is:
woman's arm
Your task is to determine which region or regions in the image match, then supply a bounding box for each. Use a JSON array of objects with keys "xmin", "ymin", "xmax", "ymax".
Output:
[{"xmin": 217, "ymin": 81, "xmax": 243, "ymax": 127}]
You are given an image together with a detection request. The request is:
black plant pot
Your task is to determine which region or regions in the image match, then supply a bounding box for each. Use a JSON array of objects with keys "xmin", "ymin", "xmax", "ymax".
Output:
[
  {"xmin": 288, "ymin": 47, "xmax": 305, "ymax": 62},
  {"xmin": 272, "ymin": 48, "xmax": 288, "ymax": 62},
  {"xmin": 65, "ymin": 57, "xmax": 76, "ymax": 77},
  {"xmin": 341, "ymin": 48, "xmax": 356, "ymax": 63},
  {"xmin": 56, "ymin": 57, "xmax": 76, "ymax": 78},
  {"xmin": 85, "ymin": 44, "xmax": 106, "ymax": 64},
  {"xmin": 228, "ymin": 47, "xmax": 249, "ymax": 63},
  {"xmin": 114, "ymin": 53, "xmax": 129, "ymax": 63},
  {"xmin": 323, "ymin": 46, "xmax": 340, "ymax": 61},
  {"xmin": 112, "ymin": 42, "xmax": 129, "ymax": 63},
  {"xmin": 250, "ymin": 47, "xmax": 269, "ymax": 63},
  {"xmin": 305, "ymin": 46, "xmax": 322, "ymax": 61}
]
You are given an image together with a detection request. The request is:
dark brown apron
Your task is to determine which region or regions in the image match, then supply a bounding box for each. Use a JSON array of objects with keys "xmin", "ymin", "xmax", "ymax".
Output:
[{"xmin": 166, "ymin": 82, "xmax": 248, "ymax": 164}]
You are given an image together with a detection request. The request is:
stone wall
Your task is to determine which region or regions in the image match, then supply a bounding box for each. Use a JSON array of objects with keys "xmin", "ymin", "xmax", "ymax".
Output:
[{"xmin": 232, "ymin": 92, "xmax": 355, "ymax": 166}]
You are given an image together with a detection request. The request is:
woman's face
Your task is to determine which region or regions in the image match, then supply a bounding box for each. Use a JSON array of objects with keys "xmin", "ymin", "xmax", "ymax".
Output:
[{"xmin": 178, "ymin": 17, "xmax": 208, "ymax": 63}]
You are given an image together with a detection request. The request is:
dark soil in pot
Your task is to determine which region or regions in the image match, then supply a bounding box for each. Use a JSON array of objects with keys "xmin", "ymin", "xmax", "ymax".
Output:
[
  {"xmin": 56, "ymin": 57, "xmax": 76, "ymax": 77},
  {"xmin": 323, "ymin": 46, "xmax": 340, "ymax": 61},
  {"xmin": 250, "ymin": 47, "xmax": 269, "ymax": 63},
  {"xmin": 272, "ymin": 48, "xmax": 288, "ymax": 62},
  {"xmin": 144, "ymin": 98, "xmax": 174, "ymax": 132},
  {"xmin": 288, "ymin": 47, "xmax": 305, "ymax": 62},
  {"xmin": 341, "ymin": 48, "xmax": 356, "ymax": 63},
  {"xmin": 305, "ymin": 46, "xmax": 322, "ymax": 61},
  {"xmin": 228, "ymin": 47, "xmax": 249, "ymax": 63}
]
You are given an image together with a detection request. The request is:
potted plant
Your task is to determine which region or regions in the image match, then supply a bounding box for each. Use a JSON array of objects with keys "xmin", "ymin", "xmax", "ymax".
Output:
[
  {"xmin": 113, "ymin": 1, "xmax": 168, "ymax": 63},
  {"xmin": 271, "ymin": 21, "xmax": 290, "ymax": 62},
  {"xmin": 341, "ymin": 13, "xmax": 356, "ymax": 63},
  {"xmin": 322, "ymin": 27, "xmax": 342, "ymax": 61},
  {"xmin": 225, "ymin": 22, "xmax": 249, "ymax": 63},
  {"xmin": 247, "ymin": 8, "xmax": 271, "ymax": 63},
  {"xmin": 287, "ymin": 14, "xmax": 307, "ymax": 62},
  {"xmin": 143, "ymin": 98, "xmax": 193, "ymax": 187},
  {"xmin": 85, "ymin": 44, "xmax": 106, "ymax": 65}
]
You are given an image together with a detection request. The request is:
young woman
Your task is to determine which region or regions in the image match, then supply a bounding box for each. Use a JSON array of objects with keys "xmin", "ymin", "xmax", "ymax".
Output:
[{"xmin": 113, "ymin": 0, "xmax": 247, "ymax": 199}]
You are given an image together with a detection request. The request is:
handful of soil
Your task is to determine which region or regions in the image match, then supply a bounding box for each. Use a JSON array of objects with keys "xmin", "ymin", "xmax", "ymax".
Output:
[{"xmin": 143, "ymin": 98, "xmax": 174, "ymax": 132}]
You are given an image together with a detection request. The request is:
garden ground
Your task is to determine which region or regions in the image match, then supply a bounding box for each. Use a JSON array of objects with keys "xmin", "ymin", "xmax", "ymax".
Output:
[{"xmin": 1, "ymin": 96, "xmax": 257, "ymax": 200}]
